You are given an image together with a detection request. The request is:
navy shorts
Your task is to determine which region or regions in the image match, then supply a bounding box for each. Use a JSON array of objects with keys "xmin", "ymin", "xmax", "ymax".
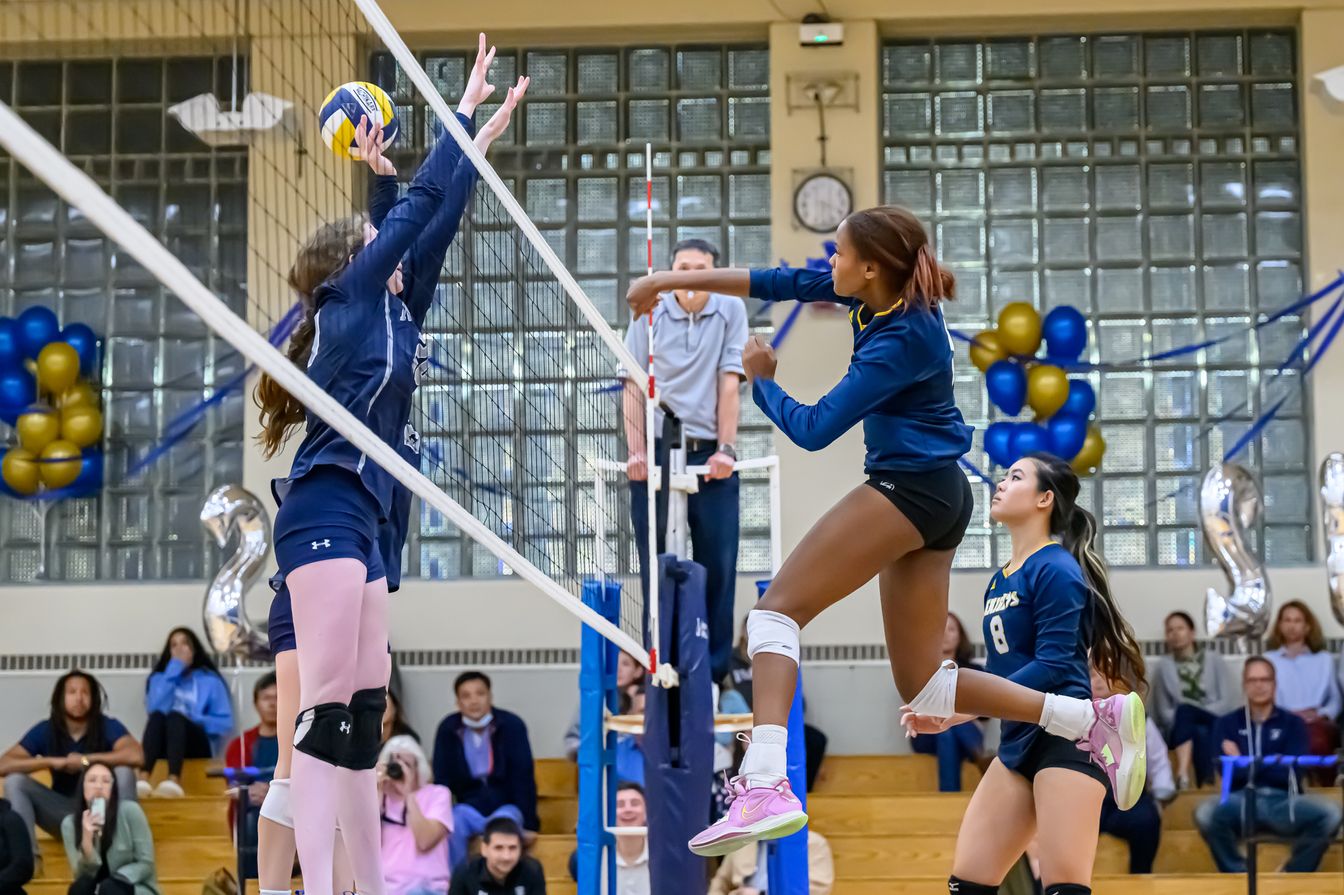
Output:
[
  {"xmin": 273, "ymin": 465, "xmax": 386, "ymax": 583},
  {"xmin": 267, "ymin": 581, "xmax": 296, "ymax": 656},
  {"xmin": 864, "ymin": 461, "xmax": 974, "ymax": 551}
]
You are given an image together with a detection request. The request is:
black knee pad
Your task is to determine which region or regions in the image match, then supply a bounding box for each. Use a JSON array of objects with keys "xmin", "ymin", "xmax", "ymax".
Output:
[
  {"xmin": 948, "ymin": 878, "xmax": 999, "ymax": 895},
  {"xmin": 343, "ymin": 686, "xmax": 387, "ymax": 770},
  {"xmin": 1044, "ymin": 885, "xmax": 1090, "ymax": 895},
  {"xmin": 293, "ymin": 702, "xmax": 353, "ymax": 765}
]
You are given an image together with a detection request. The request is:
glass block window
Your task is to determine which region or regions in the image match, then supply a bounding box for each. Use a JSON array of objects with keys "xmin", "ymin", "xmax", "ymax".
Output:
[
  {"xmin": 882, "ymin": 30, "xmax": 1311, "ymax": 568},
  {"xmin": 0, "ymin": 56, "xmax": 248, "ymax": 582},
  {"xmin": 373, "ymin": 44, "xmax": 776, "ymax": 577}
]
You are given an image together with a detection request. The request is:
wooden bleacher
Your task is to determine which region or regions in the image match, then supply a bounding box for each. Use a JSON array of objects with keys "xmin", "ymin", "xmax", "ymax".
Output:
[{"xmin": 9, "ymin": 756, "xmax": 1341, "ymax": 895}]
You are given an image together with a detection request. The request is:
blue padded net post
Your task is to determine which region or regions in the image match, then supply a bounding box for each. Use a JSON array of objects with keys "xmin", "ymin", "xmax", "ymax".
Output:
[
  {"xmin": 757, "ymin": 578, "xmax": 809, "ymax": 894},
  {"xmin": 577, "ymin": 579, "xmax": 622, "ymax": 895}
]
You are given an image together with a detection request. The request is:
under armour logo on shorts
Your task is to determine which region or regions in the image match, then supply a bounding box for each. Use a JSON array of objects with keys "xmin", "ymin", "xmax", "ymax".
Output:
[
  {"xmin": 339, "ymin": 721, "xmax": 351, "ymax": 734},
  {"xmin": 878, "ymin": 481, "xmax": 895, "ymax": 490},
  {"xmin": 311, "ymin": 539, "xmax": 331, "ymax": 550}
]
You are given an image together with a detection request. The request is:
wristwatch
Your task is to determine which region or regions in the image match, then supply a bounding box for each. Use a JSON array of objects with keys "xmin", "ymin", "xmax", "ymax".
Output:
[{"xmin": 718, "ymin": 443, "xmax": 737, "ymax": 460}]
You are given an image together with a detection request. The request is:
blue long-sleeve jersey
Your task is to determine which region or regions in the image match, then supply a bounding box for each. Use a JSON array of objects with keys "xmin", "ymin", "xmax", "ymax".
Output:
[
  {"xmin": 747, "ymin": 268, "xmax": 972, "ymax": 473},
  {"xmin": 274, "ymin": 112, "xmax": 478, "ymax": 533},
  {"xmin": 982, "ymin": 542, "xmax": 1094, "ymax": 768}
]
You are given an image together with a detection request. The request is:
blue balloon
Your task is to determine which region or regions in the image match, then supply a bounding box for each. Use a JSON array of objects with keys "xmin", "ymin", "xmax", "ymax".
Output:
[
  {"xmin": 0, "ymin": 367, "xmax": 36, "ymax": 424},
  {"xmin": 983, "ymin": 422, "xmax": 1016, "ymax": 468},
  {"xmin": 1012, "ymin": 422, "xmax": 1051, "ymax": 460},
  {"xmin": 16, "ymin": 306, "xmax": 60, "ymax": 360},
  {"xmin": 1060, "ymin": 379, "xmax": 1096, "ymax": 419},
  {"xmin": 69, "ymin": 450, "xmax": 104, "ymax": 497},
  {"xmin": 984, "ymin": 360, "xmax": 1027, "ymax": 416},
  {"xmin": 1043, "ymin": 305, "xmax": 1088, "ymax": 361},
  {"xmin": 1048, "ymin": 414, "xmax": 1088, "ymax": 461},
  {"xmin": 61, "ymin": 324, "xmax": 100, "ymax": 377},
  {"xmin": 0, "ymin": 318, "xmax": 20, "ymax": 371}
]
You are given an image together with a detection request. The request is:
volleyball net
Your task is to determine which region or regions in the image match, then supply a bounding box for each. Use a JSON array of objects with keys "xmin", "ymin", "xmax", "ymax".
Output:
[{"xmin": 0, "ymin": 0, "xmax": 661, "ymax": 668}]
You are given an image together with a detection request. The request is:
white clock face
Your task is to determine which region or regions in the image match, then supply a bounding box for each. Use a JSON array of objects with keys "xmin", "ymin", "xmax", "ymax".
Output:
[{"xmin": 794, "ymin": 173, "xmax": 852, "ymax": 233}]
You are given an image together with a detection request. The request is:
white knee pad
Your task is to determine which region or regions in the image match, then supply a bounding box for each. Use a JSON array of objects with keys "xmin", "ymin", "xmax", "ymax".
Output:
[
  {"xmin": 906, "ymin": 659, "xmax": 959, "ymax": 719},
  {"xmin": 746, "ymin": 608, "xmax": 801, "ymax": 666},
  {"xmin": 258, "ymin": 777, "xmax": 293, "ymax": 829}
]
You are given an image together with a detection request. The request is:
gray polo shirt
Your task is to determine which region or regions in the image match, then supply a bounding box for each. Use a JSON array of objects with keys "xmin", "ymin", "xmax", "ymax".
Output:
[{"xmin": 622, "ymin": 292, "xmax": 748, "ymax": 441}]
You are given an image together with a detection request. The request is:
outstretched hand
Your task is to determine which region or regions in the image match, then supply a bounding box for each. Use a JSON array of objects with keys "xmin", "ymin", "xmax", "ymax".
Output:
[
  {"xmin": 457, "ymin": 32, "xmax": 498, "ymax": 118},
  {"xmin": 353, "ymin": 115, "xmax": 396, "ymax": 176},
  {"xmin": 475, "ymin": 77, "xmax": 530, "ymax": 153}
]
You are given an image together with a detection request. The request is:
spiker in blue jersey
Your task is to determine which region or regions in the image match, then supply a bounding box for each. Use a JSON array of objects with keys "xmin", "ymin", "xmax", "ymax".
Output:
[{"xmin": 318, "ymin": 81, "xmax": 399, "ymax": 161}]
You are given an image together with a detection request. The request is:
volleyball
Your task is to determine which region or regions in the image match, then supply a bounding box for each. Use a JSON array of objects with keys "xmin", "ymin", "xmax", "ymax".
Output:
[{"xmin": 318, "ymin": 81, "xmax": 399, "ymax": 160}]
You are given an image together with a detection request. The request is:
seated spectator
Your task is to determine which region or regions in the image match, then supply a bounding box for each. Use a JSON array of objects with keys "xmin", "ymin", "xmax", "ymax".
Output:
[
  {"xmin": 614, "ymin": 681, "xmax": 645, "ymax": 787},
  {"xmin": 612, "ymin": 782, "xmax": 648, "ymax": 895},
  {"xmin": 908, "ymin": 613, "xmax": 984, "ymax": 792},
  {"xmin": 446, "ymin": 818, "xmax": 544, "ymax": 895},
  {"xmin": 432, "ymin": 672, "xmax": 539, "ymax": 869},
  {"xmin": 1092, "ymin": 667, "xmax": 1174, "ymax": 874},
  {"xmin": 1149, "ymin": 610, "xmax": 1240, "ymax": 788},
  {"xmin": 1194, "ymin": 656, "xmax": 1343, "ymax": 873},
  {"xmin": 707, "ymin": 829, "xmax": 835, "ymax": 895},
  {"xmin": 378, "ymin": 735, "xmax": 453, "ymax": 895},
  {"xmin": 1264, "ymin": 600, "xmax": 1341, "ymax": 765},
  {"xmin": 383, "ymin": 690, "xmax": 420, "ymax": 745},
  {"xmin": 0, "ymin": 796, "xmax": 33, "ymax": 895},
  {"xmin": 223, "ymin": 673, "xmax": 279, "ymax": 879},
  {"xmin": 563, "ymin": 652, "xmax": 644, "ymax": 761},
  {"xmin": 136, "ymin": 628, "xmax": 232, "ymax": 799},
  {"xmin": 0, "ymin": 671, "xmax": 142, "ymax": 865},
  {"xmin": 60, "ymin": 762, "xmax": 159, "ymax": 895}
]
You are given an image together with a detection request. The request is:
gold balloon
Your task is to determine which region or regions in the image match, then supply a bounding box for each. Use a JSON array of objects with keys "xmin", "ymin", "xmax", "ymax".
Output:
[
  {"xmin": 16, "ymin": 407, "xmax": 60, "ymax": 453},
  {"xmin": 39, "ymin": 440, "xmax": 82, "ymax": 489},
  {"xmin": 61, "ymin": 405, "xmax": 103, "ymax": 449},
  {"xmin": 2, "ymin": 447, "xmax": 40, "ymax": 495},
  {"xmin": 1027, "ymin": 364, "xmax": 1069, "ymax": 420},
  {"xmin": 37, "ymin": 342, "xmax": 80, "ymax": 395},
  {"xmin": 57, "ymin": 382, "xmax": 98, "ymax": 411},
  {"xmin": 968, "ymin": 330, "xmax": 1006, "ymax": 373},
  {"xmin": 996, "ymin": 302, "xmax": 1043, "ymax": 356},
  {"xmin": 1071, "ymin": 425, "xmax": 1107, "ymax": 475}
]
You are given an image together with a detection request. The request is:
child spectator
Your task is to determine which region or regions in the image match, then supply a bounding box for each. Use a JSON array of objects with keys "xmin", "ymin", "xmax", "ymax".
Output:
[
  {"xmin": 137, "ymin": 628, "xmax": 233, "ymax": 798},
  {"xmin": 60, "ymin": 762, "xmax": 159, "ymax": 895}
]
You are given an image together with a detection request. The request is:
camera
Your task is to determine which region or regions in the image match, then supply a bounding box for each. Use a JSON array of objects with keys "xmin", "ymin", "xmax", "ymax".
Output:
[
  {"xmin": 386, "ymin": 760, "xmax": 404, "ymax": 780},
  {"xmin": 90, "ymin": 797, "xmax": 106, "ymax": 822}
]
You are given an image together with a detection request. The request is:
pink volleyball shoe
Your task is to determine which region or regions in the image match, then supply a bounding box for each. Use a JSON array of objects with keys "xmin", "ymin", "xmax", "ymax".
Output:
[
  {"xmin": 687, "ymin": 775, "xmax": 808, "ymax": 857},
  {"xmin": 1077, "ymin": 691, "xmax": 1147, "ymax": 810}
]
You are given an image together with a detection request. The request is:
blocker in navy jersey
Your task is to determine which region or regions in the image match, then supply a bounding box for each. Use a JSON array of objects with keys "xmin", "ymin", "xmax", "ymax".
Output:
[{"xmin": 982, "ymin": 542, "xmax": 1094, "ymax": 770}]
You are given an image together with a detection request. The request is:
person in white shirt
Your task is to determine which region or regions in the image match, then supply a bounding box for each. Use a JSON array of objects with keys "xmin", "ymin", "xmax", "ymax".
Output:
[
  {"xmin": 1264, "ymin": 600, "xmax": 1341, "ymax": 775},
  {"xmin": 613, "ymin": 782, "xmax": 648, "ymax": 895}
]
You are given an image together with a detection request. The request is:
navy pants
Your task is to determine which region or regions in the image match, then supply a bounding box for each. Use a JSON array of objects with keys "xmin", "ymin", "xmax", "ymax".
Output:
[
  {"xmin": 1168, "ymin": 703, "xmax": 1218, "ymax": 786},
  {"xmin": 630, "ymin": 442, "xmax": 739, "ymax": 684},
  {"xmin": 910, "ymin": 722, "xmax": 983, "ymax": 792},
  {"xmin": 1099, "ymin": 790, "xmax": 1162, "ymax": 873}
]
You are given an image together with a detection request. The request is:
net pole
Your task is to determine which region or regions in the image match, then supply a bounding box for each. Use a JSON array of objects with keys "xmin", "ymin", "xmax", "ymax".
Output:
[
  {"xmin": 0, "ymin": 98, "xmax": 650, "ymax": 668},
  {"xmin": 643, "ymin": 142, "xmax": 661, "ymax": 677}
]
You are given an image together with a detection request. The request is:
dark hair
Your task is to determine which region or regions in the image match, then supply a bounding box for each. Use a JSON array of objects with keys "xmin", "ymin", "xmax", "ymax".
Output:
[
  {"xmin": 454, "ymin": 670, "xmax": 492, "ymax": 695},
  {"xmin": 49, "ymin": 670, "xmax": 110, "ymax": 755},
  {"xmin": 385, "ymin": 689, "xmax": 420, "ymax": 743},
  {"xmin": 253, "ymin": 672, "xmax": 277, "ymax": 702},
  {"xmin": 616, "ymin": 780, "xmax": 645, "ymax": 798},
  {"xmin": 254, "ymin": 216, "xmax": 367, "ymax": 458},
  {"xmin": 670, "ymin": 238, "xmax": 720, "ymax": 264},
  {"xmin": 1243, "ymin": 655, "xmax": 1276, "ymax": 679},
  {"xmin": 1266, "ymin": 599, "xmax": 1326, "ymax": 653},
  {"xmin": 618, "ymin": 678, "xmax": 646, "ymax": 715},
  {"xmin": 73, "ymin": 761, "xmax": 122, "ymax": 865},
  {"xmin": 149, "ymin": 627, "xmax": 221, "ymax": 684},
  {"xmin": 1164, "ymin": 610, "xmax": 1196, "ymax": 632},
  {"xmin": 1026, "ymin": 453, "xmax": 1146, "ymax": 695},
  {"xmin": 946, "ymin": 613, "xmax": 974, "ymax": 668},
  {"xmin": 841, "ymin": 205, "xmax": 955, "ymax": 312},
  {"xmin": 482, "ymin": 816, "xmax": 522, "ymax": 843}
]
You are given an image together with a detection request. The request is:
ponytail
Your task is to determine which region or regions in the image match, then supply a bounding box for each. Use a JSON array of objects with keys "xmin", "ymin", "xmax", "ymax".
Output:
[
  {"xmin": 902, "ymin": 242, "xmax": 956, "ymax": 306},
  {"xmin": 841, "ymin": 205, "xmax": 955, "ymax": 312}
]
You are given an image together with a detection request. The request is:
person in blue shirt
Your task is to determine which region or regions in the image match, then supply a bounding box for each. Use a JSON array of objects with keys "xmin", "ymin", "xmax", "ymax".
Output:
[
  {"xmin": 136, "ymin": 627, "xmax": 233, "ymax": 799},
  {"xmin": 250, "ymin": 35, "xmax": 525, "ymax": 895},
  {"xmin": 627, "ymin": 209, "xmax": 1146, "ymax": 858},
  {"xmin": 905, "ymin": 453, "xmax": 1148, "ymax": 895},
  {"xmin": 1194, "ymin": 656, "xmax": 1343, "ymax": 873}
]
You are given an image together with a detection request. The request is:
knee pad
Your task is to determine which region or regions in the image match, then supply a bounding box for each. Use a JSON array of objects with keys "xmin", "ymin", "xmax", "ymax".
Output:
[
  {"xmin": 293, "ymin": 702, "xmax": 353, "ymax": 765},
  {"xmin": 907, "ymin": 659, "xmax": 959, "ymax": 719},
  {"xmin": 948, "ymin": 877, "xmax": 998, "ymax": 895},
  {"xmin": 746, "ymin": 608, "xmax": 800, "ymax": 665},
  {"xmin": 1044, "ymin": 886, "xmax": 1090, "ymax": 895},
  {"xmin": 258, "ymin": 778, "xmax": 293, "ymax": 828},
  {"xmin": 343, "ymin": 686, "xmax": 387, "ymax": 770}
]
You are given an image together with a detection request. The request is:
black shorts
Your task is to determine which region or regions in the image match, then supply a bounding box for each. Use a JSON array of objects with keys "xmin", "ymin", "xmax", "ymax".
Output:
[
  {"xmin": 1010, "ymin": 732, "xmax": 1109, "ymax": 790},
  {"xmin": 864, "ymin": 462, "xmax": 974, "ymax": 551}
]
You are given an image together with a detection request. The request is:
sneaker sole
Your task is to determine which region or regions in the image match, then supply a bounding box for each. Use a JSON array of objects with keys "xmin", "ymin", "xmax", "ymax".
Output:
[
  {"xmin": 687, "ymin": 810, "xmax": 809, "ymax": 857},
  {"xmin": 1114, "ymin": 691, "xmax": 1148, "ymax": 811}
]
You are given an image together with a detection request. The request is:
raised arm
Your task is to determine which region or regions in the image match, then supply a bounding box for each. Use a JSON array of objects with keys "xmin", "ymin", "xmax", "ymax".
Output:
[{"xmin": 627, "ymin": 269, "xmax": 751, "ymax": 317}]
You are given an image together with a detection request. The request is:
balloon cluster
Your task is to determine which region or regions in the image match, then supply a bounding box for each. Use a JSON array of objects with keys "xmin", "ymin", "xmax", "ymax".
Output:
[
  {"xmin": 970, "ymin": 302, "xmax": 1106, "ymax": 475},
  {"xmin": 0, "ymin": 306, "xmax": 103, "ymax": 498}
]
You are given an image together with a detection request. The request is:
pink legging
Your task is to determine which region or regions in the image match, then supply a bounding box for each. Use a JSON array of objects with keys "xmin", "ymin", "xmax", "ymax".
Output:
[{"xmin": 289, "ymin": 558, "xmax": 390, "ymax": 895}]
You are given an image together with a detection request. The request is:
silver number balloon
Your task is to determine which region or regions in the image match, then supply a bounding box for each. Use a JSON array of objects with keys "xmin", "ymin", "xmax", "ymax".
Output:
[
  {"xmin": 1321, "ymin": 452, "xmax": 1344, "ymax": 626},
  {"xmin": 201, "ymin": 484, "xmax": 272, "ymax": 661},
  {"xmin": 1201, "ymin": 463, "xmax": 1272, "ymax": 643}
]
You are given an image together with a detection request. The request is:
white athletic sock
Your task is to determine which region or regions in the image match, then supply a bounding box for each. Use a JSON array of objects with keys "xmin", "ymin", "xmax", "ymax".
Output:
[
  {"xmin": 1039, "ymin": 693, "xmax": 1096, "ymax": 740},
  {"xmin": 739, "ymin": 724, "xmax": 788, "ymax": 788},
  {"xmin": 260, "ymin": 888, "xmax": 290, "ymax": 895}
]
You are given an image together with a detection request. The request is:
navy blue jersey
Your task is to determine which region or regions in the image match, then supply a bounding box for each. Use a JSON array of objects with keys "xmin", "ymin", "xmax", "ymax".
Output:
[
  {"xmin": 747, "ymin": 268, "xmax": 972, "ymax": 472},
  {"xmin": 982, "ymin": 542, "xmax": 1094, "ymax": 769},
  {"xmin": 275, "ymin": 112, "xmax": 477, "ymax": 526}
]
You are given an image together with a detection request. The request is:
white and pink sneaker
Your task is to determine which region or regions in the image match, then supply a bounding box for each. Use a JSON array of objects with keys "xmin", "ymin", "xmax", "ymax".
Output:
[
  {"xmin": 1077, "ymin": 692, "xmax": 1147, "ymax": 810},
  {"xmin": 687, "ymin": 775, "xmax": 808, "ymax": 857}
]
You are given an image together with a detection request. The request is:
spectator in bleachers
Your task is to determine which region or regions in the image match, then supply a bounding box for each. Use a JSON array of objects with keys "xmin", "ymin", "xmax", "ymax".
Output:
[
  {"xmin": 908, "ymin": 612, "xmax": 984, "ymax": 792},
  {"xmin": 0, "ymin": 671, "xmax": 142, "ymax": 864},
  {"xmin": 378, "ymin": 735, "xmax": 453, "ymax": 895},
  {"xmin": 1091, "ymin": 667, "xmax": 1174, "ymax": 874},
  {"xmin": 615, "ymin": 681, "xmax": 646, "ymax": 787},
  {"xmin": 432, "ymin": 672, "xmax": 539, "ymax": 869},
  {"xmin": 563, "ymin": 652, "xmax": 644, "ymax": 761},
  {"xmin": 1149, "ymin": 610, "xmax": 1240, "ymax": 789},
  {"xmin": 1194, "ymin": 656, "xmax": 1343, "ymax": 873},
  {"xmin": 60, "ymin": 761, "xmax": 159, "ymax": 895},
  {"xmin": 223, "ymin": 673, "xmax": 279, "ymax": 878},
  {"xmin": 383, "ymin": 690, "xmax": 420, "ymax": 745},
  {"xmin": 707, "ymin": 829, "xmax": 835, "ymax": 895},
  {"xmin": 136, "ymin": 628, "xmax": 232, "ymax": 799},
  {"xmin": 1264, "ymin": 601, "xmax": 1342, "ymax": 762},
  {"xmin": 612, "ymin": 782, "xmax": 648, "ymax": 895},
  {"xmin": 446, "ymin": 818, "xmax": 544, "ymax": 895},
  {"xmin": 0, "ymin": 796, "xmax": 34, "ymax": 895}
]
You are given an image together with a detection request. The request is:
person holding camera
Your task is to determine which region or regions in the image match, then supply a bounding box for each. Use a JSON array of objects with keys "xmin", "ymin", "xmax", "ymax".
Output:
[
  {"xmin": 60, "ymin": 762, "xmax": 159, "ymax": 895},
  {"xmin": 378, "ymin": 736, "xmax": 454, "ymax": 895}
]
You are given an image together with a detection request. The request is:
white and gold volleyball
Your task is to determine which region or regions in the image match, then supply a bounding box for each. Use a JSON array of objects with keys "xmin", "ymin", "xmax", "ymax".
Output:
[{"xmin": 318, "ymin": 81, "xmax": 399, "ymax": 160}]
